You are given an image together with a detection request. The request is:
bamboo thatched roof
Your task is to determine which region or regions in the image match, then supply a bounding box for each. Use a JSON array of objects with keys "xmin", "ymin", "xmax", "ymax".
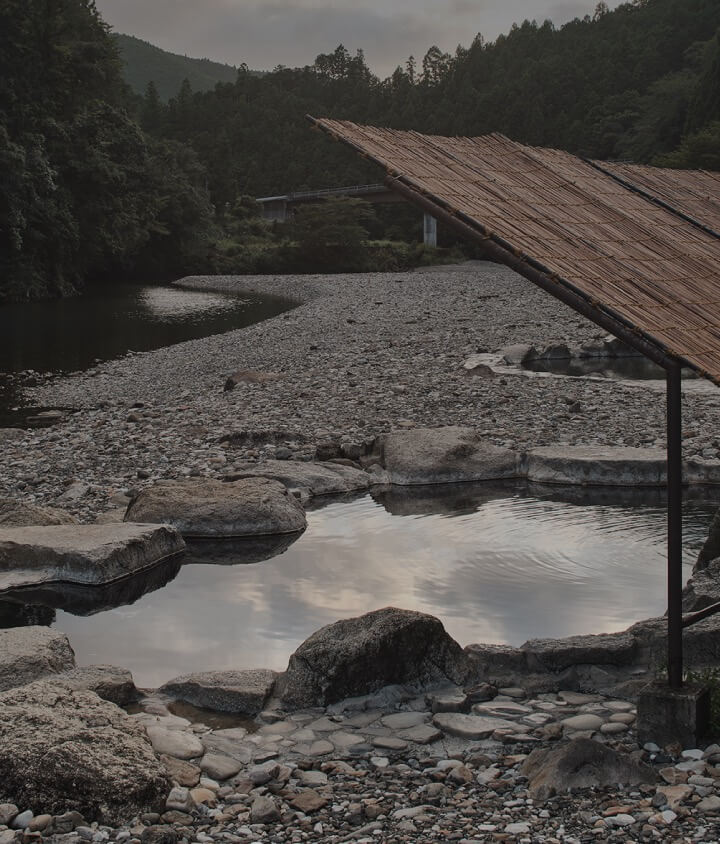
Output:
[{"xmin": 310, "ymin": 117, "xmax": 720, "ymax": 384}]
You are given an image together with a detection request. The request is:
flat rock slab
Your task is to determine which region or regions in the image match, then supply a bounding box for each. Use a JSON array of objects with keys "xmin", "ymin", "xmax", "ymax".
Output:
[
  {"xmin": 0, "ymin": 499, "xmax": 77, "ymax": 528},
  {"xmin": 381, "ymin": 712, "xmax": 428, "ymax": 730},
  {"xmin": 145, "ymin": 726, "xmax": 204, "ymax": 760},
  {"xmin": 526, "ymin": 446, "xmax": 667, "ymax": 486},
  {"xmin": 372, "ymin": 427, "xmax": 520, "ymax": 485},
  {"xmin": 0, "ymin": 627, "xmax": 75, "ymax": 693},
  {"xmin": 0, "ymin": 680, "xmax": 169, "ymax": 823},
  {"xmin": 432, "ymin": 712, "xmax": 517, "ymax": 739},
  {"xmin": 521, "ymin": 632, "xmax": 638, "ymax": 671},
  {"xmin": 160, "ymin": 669, "xmax": 278, "ymax": 715},
  {"xmin": 125, "ymin": 477, "xmax": 306, "ymax": 538},
  {"xmin": 0, "ymin": 523, "xmax": 185, "ymax": 591},
  {"xmin": 224, "ymin": 460, "xmax": 372, "ymax": 497}
]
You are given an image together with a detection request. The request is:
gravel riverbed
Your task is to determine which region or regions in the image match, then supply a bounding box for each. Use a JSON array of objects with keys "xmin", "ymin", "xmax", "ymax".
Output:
[{"xmin": 3, "ymin": 261, "xmax": 720, "ymax": 522}]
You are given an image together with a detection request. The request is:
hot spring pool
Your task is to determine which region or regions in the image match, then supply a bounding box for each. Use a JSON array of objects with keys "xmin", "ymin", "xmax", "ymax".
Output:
[{"xmin": 1, "ymin": 480, "xmax": 716, "ymax": 687}]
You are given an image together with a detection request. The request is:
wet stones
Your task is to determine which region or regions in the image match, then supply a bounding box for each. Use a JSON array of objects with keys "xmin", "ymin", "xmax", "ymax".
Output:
[{"xmin": 125, "ymin": 477, "xmax": 306, "ymax": 538}]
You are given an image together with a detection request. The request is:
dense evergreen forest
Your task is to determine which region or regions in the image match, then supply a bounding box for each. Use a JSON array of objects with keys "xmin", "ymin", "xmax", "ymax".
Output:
[
  {"xmin": 2, "ymin": 0, "xmax": 720, "ymax": 301},
  {"xmin": 114, "ymin": 35, "xmax": 241, "ymax": 101}
]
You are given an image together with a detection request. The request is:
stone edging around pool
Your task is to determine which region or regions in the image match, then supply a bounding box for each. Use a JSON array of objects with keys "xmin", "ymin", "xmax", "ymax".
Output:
[
  {"xmin": 360, "ymin": 426, "xmax": 720, "ymax": 488},
  {"xmin": 2, "ymin": 426, "xmax": 719, "ymax": 593}
]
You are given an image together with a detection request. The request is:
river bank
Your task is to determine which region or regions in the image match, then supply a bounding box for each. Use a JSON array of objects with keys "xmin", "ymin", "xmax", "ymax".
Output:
[{"xmin": 3, "ymin": 261, "xmax": 720, "ymax": 521}]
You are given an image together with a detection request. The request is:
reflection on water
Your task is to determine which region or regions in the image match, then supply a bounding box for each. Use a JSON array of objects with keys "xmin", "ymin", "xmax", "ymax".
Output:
[
  {"xmin": 2, "ymin": 481, "xmax": 718, "ymax": 687},
  {"xmin": 524, "ymin": 357, "xmax": 695, "ymax": 380}
]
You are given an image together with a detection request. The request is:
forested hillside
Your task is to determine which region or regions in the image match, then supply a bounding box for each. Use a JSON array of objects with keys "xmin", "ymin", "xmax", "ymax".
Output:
[
  {"xmin": 113, "ymin": 34, "xmax": 240, "ymax": 101},
  {"xmin": 141, "ymin": 0, "xmax": 720, "ymax": 204},
  {"xmin": 2, "ymin": 0, "xmax": 719, "ymax": 301}
]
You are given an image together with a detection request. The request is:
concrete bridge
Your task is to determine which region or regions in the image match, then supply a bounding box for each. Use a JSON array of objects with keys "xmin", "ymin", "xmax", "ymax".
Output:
[{"xmin": 256, "ymin": 184, "xmax": 438, "ymax": 247}]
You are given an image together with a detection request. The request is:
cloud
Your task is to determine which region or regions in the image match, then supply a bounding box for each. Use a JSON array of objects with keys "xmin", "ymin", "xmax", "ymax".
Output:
[{"xmin": 96, "ymin": 0, "xmax": 623, "ymax": 77}]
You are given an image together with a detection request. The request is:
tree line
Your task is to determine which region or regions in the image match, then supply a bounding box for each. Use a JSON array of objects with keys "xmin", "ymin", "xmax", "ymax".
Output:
[{"xmin": 2, "ymin": 0, "xmax": 719, "ymax": 300}]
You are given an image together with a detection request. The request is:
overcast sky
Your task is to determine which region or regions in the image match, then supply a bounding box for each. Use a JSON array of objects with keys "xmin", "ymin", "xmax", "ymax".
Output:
[{"xmin": 96, "ymin": 0, "xmax": 623, "ymax": 78}]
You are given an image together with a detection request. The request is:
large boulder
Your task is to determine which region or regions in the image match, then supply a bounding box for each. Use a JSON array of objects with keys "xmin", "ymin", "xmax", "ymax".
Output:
[
  {"xmin": 0, "ymin": 626, "xmax": 75, "ymax": 692},
  {"xmin": 125, "ymin": 477, "xmax": 306, "ymax": 538},
  {"xmin": 160, "ymin": 669, "xmax": 278, "ymax": 714},
  {"xmin": 682, "ymin": 558, "xmax": 720, "ymax": 610},
  {"xmin": 0, "ymin": 499, "xmax": 77, "ymax": 528},
  {"xmin": 0, "ymin": 523, "xmax": 185, "ymax": 590},
  {"xmin": 223, "ymin": 460, "xmax": 371, "ymax": 497},
  {"xmin": 369, "ymin": 427, "xmax": 520, "ymax": 485},
  {"xmin": 521, "ymin": 738, "xmax": 655, "ymax": 799},
  {"xmin": 0, "ymin": 680, "xmax": 170, "ymax": 822},
  {"xmin": 695, "ymin": 508, "xmax": 720, "ymax": 571},
  {"xmin": 279, "ymin": 607, "xmax": 471, "ymax": 709}
]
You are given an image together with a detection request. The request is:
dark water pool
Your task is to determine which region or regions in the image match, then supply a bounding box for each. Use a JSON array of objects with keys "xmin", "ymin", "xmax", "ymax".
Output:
[
  {"xmin": 0, "ymin": 283, "xmax": 295, "ymax": 374},
  {"xmin": 1, "ymin": 481, "xmax": 715, "ymax": 688},
  {"xmin": 0, "ymin": 282, "xmax": 295, "ymax": 425},
  {"xmin": 524, "ymin": 357, "xmax": 695, "ymax": 380}
]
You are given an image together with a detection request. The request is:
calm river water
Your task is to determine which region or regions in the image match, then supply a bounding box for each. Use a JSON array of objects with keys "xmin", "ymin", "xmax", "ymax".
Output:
[
  {"xmin": 0, "ymin": 283, "xmax": 295, "ymax": 374},
  {"xmin": 1, "ymin": 481, "xmax": 715, "ymax": 687},
  {"xmin": 0, "ymin": 282, "xmax": 295, "ymax": 425}
]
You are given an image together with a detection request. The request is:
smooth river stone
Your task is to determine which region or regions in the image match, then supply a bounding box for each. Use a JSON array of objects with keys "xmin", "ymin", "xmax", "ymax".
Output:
[
  {"xmin": 372, "ymin": 736, "xmax": 409, "ymax": 751},
  {"xmin": 307, "ymin": 740, "xmax": 334, "ymax": 757},
  {"xmin": 381, "ymin": 712, "xmax": 428, "ymax": 730},
  {"xmin": 200, "ymin": 753, "xmax": 243, "ymax": 780},
  {"xmin": 145, "ymin": 726, "xmax": 204, "ymax": 760},
  {"xmin": 432, "ymin": 713, "xmax": 517, "ymax": 740},
  {"xmin": 561, "ymin": 714, "xmax": 604, "ymax": 731}
]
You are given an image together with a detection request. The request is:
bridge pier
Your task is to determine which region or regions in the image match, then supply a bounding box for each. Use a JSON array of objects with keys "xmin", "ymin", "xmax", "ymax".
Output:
[{"xmin": 423, "ymin": 213, "xmax": 438, "ymax": 248}]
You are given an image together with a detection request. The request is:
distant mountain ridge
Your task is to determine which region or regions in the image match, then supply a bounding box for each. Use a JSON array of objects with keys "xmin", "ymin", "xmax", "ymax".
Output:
[{"xmin": 113, "ymin": 33, "xmax": 242, "ymax": 100}]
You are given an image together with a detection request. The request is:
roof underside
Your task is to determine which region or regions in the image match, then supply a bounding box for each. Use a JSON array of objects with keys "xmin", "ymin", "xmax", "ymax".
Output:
[{"xmin": 310, "ymin": 117, "xmax": 720, "ymax": 385}]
